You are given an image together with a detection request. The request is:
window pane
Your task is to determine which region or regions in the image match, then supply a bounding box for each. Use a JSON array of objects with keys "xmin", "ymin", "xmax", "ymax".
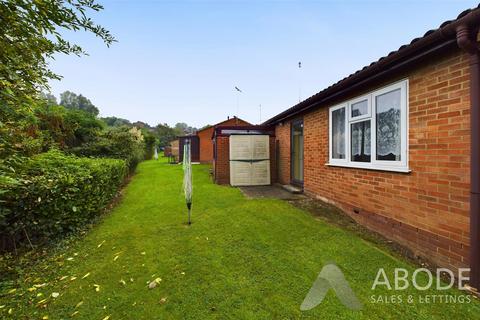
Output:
[
  {"xmin": 351, "ymin": 99, "xmax": 368, "ymax": 117},
  {"xmin": 351, "ymin": 120, "xmax": 371, "ymax": 162},
  {"xmin": 376, "ymin": 89, "xmax": 401, "ymax": 161},
  {"xmin": 332, "ymin": 107, "xmax": 345, "ymax": 159}
]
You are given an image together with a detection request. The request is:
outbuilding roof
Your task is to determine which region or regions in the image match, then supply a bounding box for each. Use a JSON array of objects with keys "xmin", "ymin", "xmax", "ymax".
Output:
[
  {"xmin": 263, "ymin": 5, "xmax": 480, "ymax": 125},
  {"xmin": 197, "ymin": 116, "xmax": 251, "ymax": 133}
]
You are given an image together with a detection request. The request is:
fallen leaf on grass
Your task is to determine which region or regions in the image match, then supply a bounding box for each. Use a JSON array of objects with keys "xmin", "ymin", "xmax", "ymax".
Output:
[
  {"xmin": 70, "ymin": 276, "xmax": 77, "ymax": 281},
  {"xmin": 59, "ymin": 276, "xmax": 68, "ymax": 281},
  {"xmin": 181, "ymin": 272, "xmax": 185, "ymax": 275},
  {"xmin": 67, "ymin": 257, "xmax": 74, "ymax": 261},
  {"xmin": 102, "ymin": 315, "xmax": 110, "ymax": 320},
  {"xmin": 93, "ymin": 284, "xmax": 100, "ymax": 292},
  {"xmin": 113, "ymin": 255, "xmax": 120, "ymax": 261},
  {"xmin": 148, "ymin": 281, "xmax": 157, "ymax": 289},
  {"xmin": 8, "ymin": 308, "xmax": 13, "ymax": 314},
  {"xmin": 28, "ymin": 287, "xmax": 37, "ymax": 292},
  {"xmin": 71, "ymin": 311, "xmax": 79, "ymax": 317},
  {"xmin": 75, "ymin": 301, "xmax": 84, "ymax": 308},
  {"xmin": 42, "ymin": 315, "xmax": 49, "ymax": 319},
  {"xmin": 148, "ymin": 277, "xmax": 162, "ymax": 289},
  {"xmin": 97, "ymin": 240, "xmax": 106, "ymax": 248},
  {"xmin": 37, "ymin": 298, "xmax": 48, "ymax": 305},
  {"xmin": 0, "ymin": 305, "xmax": 5, "ymax": 309},
  {"xmin": 51, "ymin": 292, "xmax": 59, "ymax": 298},
  {"xmin": 119, "ymin": 279, "xmax": 126, "ymax": 286},
  {"xmin": 160, "ymin": 297, "xmax": 167, "ymax": 304},
  {"xmin": 7, "ymin": 288, "xmax": 16, "ymax": 294},
  {"xmin": 82, "ymin": 272, "xmax": 90, "ymax": 279},
  {"xmin": 140, "ymin": 252, "xmax": 146, "ymax": 255}
]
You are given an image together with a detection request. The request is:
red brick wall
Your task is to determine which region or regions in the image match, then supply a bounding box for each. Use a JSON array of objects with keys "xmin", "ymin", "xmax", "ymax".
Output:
[
  {"xmin": 275, "ymin": 122, "xmax": 291, "ymax": 185},
  {"xmin": 276, "ymin": 50, "xmax": 471, "ymax": 271},
  {"xmin": 198, "ymin": 127, "xmax": 214, "ymax": 164},
  {"xmin": 214, "ymin": 136, "xmax": 230, "ymax": 184},
  {"xmin": 198, "ymin": 118, "xmax": 251, "ymax": 164}
]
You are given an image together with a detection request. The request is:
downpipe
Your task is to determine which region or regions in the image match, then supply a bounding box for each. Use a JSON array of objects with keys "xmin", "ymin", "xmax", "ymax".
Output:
[{"xmin": 456, "ymin": 24, "xmax": 480, "ymax": 291}]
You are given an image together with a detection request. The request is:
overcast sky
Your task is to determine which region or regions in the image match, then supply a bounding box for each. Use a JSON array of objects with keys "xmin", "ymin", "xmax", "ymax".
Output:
[{"xmin": 48, "ymin": 0, "xmax": 478, "ymax": 128}]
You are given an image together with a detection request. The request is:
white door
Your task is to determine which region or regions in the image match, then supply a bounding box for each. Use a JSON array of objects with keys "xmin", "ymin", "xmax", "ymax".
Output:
[{"xmin": 229, "ymin": 135, "xmax": 270, "ymax": 186}]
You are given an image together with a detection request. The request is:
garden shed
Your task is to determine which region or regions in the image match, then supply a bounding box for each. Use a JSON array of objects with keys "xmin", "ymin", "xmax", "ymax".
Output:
[{"xmin": 212, "ymin": 126, "xmax": 276, "ymax": 186}]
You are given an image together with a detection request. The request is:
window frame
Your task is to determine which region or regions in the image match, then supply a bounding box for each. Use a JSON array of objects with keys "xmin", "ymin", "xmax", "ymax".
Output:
[
  {"xmin": 327, "ymin": 79, "xmax": 409, "ymax": 173},
  {"xmin": 348, "ymin": 95, "xmax": 371, "ymax": 121},
  {"xmin": 328, "ymin": 103, "xmax": 348, "ymax": 165}
]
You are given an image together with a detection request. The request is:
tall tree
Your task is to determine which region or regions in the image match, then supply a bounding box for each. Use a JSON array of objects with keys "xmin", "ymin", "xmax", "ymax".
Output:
[
  {"xmin": 40, "ymin": 92, "xmax": 58, "ymax": 106},
  {"xmin": 60, "ymin": 91, "xmax": 99, "ymax": 116},
  {"xmin": 0, "ymin": 0, "xmax": 115, "ymax": 110},
  {"xmin": 174, "ymin": 122, "xmax": 196, "ymax": 135},
  {"xmin": 101, "ymin": 116, "xmax": 132, "ymax": 127},
  {"xmin": 155, "ymin": 123, "xmax": 177, "ymax": 147}
]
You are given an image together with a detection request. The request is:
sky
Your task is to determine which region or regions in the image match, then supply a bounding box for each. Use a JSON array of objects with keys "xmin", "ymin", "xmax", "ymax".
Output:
[{"xmin": 48, "ymin": 0, "xmax": 479, "ymax": 128}]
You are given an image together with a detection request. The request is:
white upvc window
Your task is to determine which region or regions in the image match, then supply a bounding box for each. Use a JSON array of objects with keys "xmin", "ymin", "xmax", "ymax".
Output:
[{"xmin": 328, "ymin": 79, "xmax": 409, "ymax": 173}]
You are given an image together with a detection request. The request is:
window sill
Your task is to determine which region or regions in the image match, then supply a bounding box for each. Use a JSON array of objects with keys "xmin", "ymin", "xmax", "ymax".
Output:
[{"xmin": 325, "ymin": 162, "xmax": 411, "ymax": 174}]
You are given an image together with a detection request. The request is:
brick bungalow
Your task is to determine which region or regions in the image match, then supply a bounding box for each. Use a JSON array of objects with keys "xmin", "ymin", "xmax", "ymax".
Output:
[
  {"xmin": 196, "ymin": 116, "xmax": 251, "ymax": 163},
  {"xmin": 264, "ymin": 7, "xmax": 480, "ymax": 288}
]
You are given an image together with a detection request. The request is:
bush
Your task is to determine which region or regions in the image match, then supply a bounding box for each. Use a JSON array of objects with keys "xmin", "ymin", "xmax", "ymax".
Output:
[
  {"xmin": 143, "ymin": 132, "xmax": 156, "ymax": 160},
  {"xmin": 35, "ymin": 104, "xmax": 105, "ymax": 149},
  {"xmin": 69, "ymin": 126, "xmax": 145, "ymax": 172},
  {"xmin": 0, "ymin": 150, "xmax": 127, "ymax": 250}
]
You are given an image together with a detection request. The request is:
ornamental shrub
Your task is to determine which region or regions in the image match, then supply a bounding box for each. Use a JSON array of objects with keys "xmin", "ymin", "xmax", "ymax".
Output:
[{"xmin": 0, "ymin": 150, "xmax": 127, "ymax": 251}]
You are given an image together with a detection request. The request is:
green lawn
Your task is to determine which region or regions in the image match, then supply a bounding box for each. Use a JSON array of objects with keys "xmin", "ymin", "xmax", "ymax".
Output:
[{"xmin": 1, "ymin": 159, "xmax": 479, "ymax": 319}]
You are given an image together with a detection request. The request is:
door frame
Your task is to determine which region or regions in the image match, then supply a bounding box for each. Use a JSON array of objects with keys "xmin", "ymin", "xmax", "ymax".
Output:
[{"xmin": 290, "ymin": 118, "xmax": 304, "ymax": 186}]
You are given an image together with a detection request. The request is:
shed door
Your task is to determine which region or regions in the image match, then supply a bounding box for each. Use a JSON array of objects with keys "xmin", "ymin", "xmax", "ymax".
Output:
[{"xmin": 229, "ymin": 135, "xmax": 270, "ymax": 186}]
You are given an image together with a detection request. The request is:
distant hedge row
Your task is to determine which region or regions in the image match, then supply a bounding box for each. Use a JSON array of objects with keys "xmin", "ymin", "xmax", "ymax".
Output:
[{"xmin": 0, "ymin": 150, "xmax": 127, "ymax": 251}]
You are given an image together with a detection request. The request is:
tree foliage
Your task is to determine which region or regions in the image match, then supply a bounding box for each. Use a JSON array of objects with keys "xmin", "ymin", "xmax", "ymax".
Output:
[
  {"xmin": 155, "ymin": 123, "xmax": 178, "ymax": 147},
  {"xmin": 0, "ymin": 0, "xmax": 115, "ymax": 111},
  {"xmin": 60, "ymin": 90, "xmax": 99, "ymax": 115},
  {"xmin": 69, "ymin": 126, "xmax": 145, "ymax": 172},
  {"xmin": 35, "ymin": 103, "xmax": 104, "ymax": 149},
  {"xmin": 101, "ymin": 116, "xmax": 132, "ymax": 127}
]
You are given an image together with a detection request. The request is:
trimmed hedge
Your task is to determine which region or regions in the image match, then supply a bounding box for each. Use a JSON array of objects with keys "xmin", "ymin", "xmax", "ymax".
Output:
[{"xmin": 0, "ymin": 150, "xmax": 127, "ymax": 250}]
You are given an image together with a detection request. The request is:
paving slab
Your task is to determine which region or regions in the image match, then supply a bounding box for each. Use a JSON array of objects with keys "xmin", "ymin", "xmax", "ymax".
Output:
[{"xmin": 239, "ymin": 185, "xmax": 305, "ymax": 200}]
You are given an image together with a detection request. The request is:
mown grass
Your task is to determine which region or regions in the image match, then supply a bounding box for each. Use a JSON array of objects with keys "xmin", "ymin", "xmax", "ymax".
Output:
[{"xmin": 1, "ymin": 158, "xmax": 479, "ymax": 319}]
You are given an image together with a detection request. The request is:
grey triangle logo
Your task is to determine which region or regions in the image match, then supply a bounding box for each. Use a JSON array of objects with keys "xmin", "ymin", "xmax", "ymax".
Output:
[{"xmin": 301, "ymin": 262, "xmax": 363, "ymax": 311}]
